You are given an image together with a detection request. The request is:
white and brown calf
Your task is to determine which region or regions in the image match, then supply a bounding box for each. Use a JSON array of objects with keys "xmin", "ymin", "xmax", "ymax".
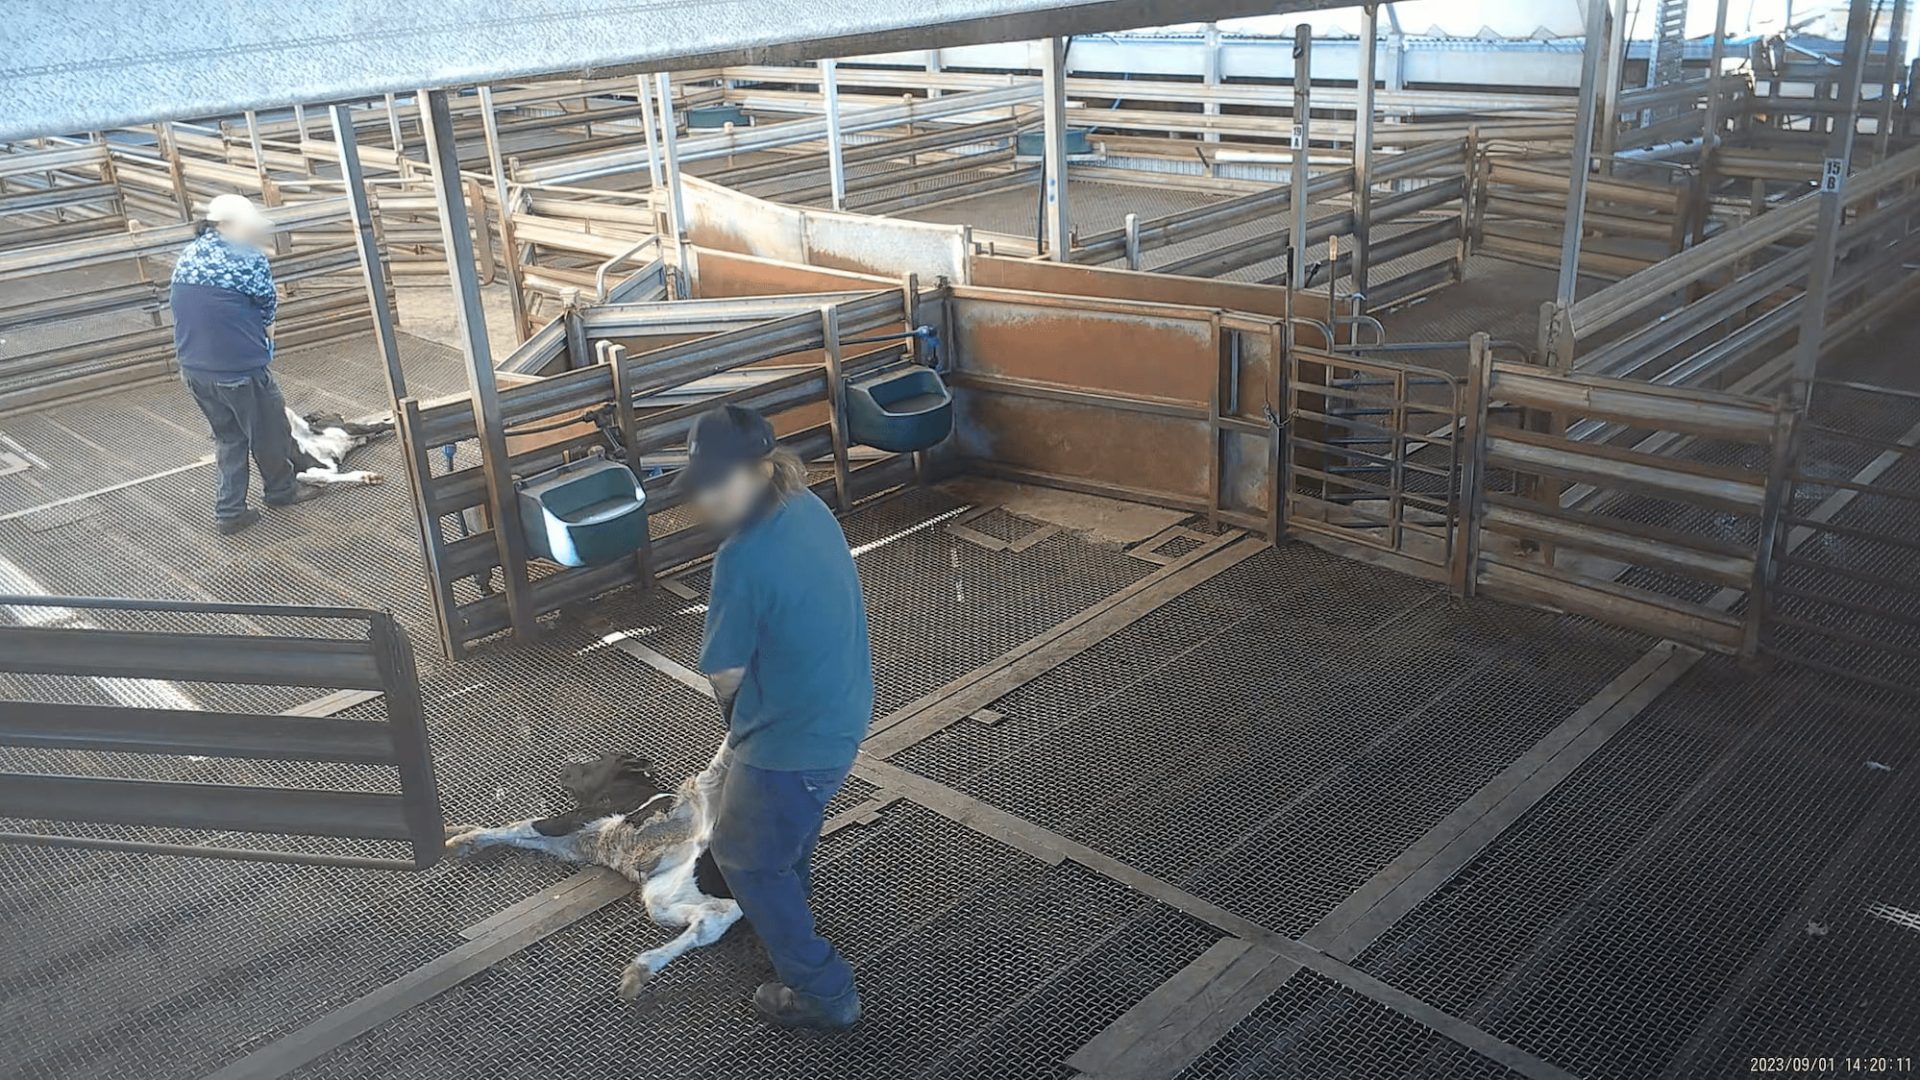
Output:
[
  {"xmin": 443, "ymin": 744, "xmax": 741, "ymax": 998},
  {"xmin": 286, "ymin": 409, "xmax": 389, "ymax": 488}
]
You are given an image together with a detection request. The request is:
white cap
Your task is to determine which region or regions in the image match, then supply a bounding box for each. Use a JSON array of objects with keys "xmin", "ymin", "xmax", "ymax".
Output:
[{"xmin": 205, "ymin": 192, "xmax": 272, "ymax": 232}]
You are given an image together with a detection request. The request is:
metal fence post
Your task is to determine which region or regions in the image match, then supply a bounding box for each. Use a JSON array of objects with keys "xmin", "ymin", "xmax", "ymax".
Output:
[
  {"xmin": 603, "ymin": 342, "xmax": 654, "ymax": 590},
  {"xmin": 1041, "ymin": 36, "xmax": 1072, "ymax": 261},
  {"xmin": 329, "ymin": 103, "xmax": 407, "ymax": 410},
  {"xmin": 1744, "ymin": 400, "xmax": 1800, "ymax": 657},
  {"xmin": 384, "ymin": 91, "xmax": 406, "ymax": 156},
  {"xmin": 1452, "ymin": 333, "xmax": 1493, "ymax": 598},
  {"xmin": 655, "ymin": 73, "xmax": 690, "ymax": 269},
  {"xmin": 153, "ymin": 122, "xmax": 193, "ymax": 221},
  {"xmin": 1269, "ymin": 321, "xmax": 1288, "ymax": 541},
  {"xmin": 291, "ymin": 104, "xmax": 312, "ymax": 175},
  {"xmin": 1290, "ymin": 24, "xmax": 1312, "ymax": 292},
  {"xmin": 820, "ymin": 59, "xmax": 848, "ymax": 212},
  {"xmin": 1879, "ymin": 0, "xmax": 1910, "ymax": 160},
  {"xmin": 366, "ymin": 613, "xmax": 444, "ymax": 868},
  {"xmin": 1552, "ymin": 0, "xmax": 1612, "ymax": 354},
  {"xmin": 394, "ymin": 399, "xmax": 463, "ymax": 659},
  {"xmin": 1596, "ymin": 0, "xmax": 1628, "ymax": 169},
  {"xmin": 419, "ymin": 87, "xmax": 538, "ymax": 643},
  {"xmin": 1353, "ymin": 5, "xmax": 1378, "ymax": 296},
  {"xmin": 1790, "ymin": 0, "xmax": 1874, "ymax": 409},
  {"xmin": 476, "ymin": 85, "xmax": 530, "ymax": 344},
  {"xmin": 820, "ymin": 306, "xmax": 854, "ymax": 510},
  {"xmin": 1695, "ymin": 0, "xmax": 1735, "ymax": 246},
  {"xmin": 1202, "ymin": 22, "xmax": 1223, "ymax": 146}
]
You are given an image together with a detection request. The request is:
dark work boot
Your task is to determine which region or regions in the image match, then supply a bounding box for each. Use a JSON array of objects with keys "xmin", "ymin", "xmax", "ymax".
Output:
[
  {"xmin": 752, "ymin": 982, "xmax": 861, "ymax": 1030},
  {"xmin": 214, "ymin": 508, "xmax": 262, "ymax": 535},
  {"xmin": 266, "ymin": 485, "xmax": 327, "ymax": 508}
]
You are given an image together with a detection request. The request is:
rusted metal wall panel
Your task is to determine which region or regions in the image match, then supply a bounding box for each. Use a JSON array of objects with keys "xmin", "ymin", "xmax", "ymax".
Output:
[
  {"xmin": 692, "ymin": 248, "xmax": 898, "ymax": 298},
  {"xmin": 680, "ymin": 175, "xmax": 808, "ymax": 262},
  {"xmin": 954, "ymin": 392, "xmax": 1212, "ymax": 504},
  {"xmin": 949, "ymin": 290, "xmax": 1215, "ymax": 404},
  {"xmin": 1226, "ymin": 323, "xmax": 1278, "ymax": 423},
  {"xmin": 944, "ymin": 285, "xmax": 1291, "ymax": 530},
  {"xmin": 1220, "ymin": 429, "xmax": 1272, "ymax": 516},
  {"xmin": 970, "ymin": 255, "xmax": 1293, "ymax": 318}
]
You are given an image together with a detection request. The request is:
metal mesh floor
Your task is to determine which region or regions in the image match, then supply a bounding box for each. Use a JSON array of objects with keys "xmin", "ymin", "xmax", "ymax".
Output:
[
  {"xmin": 891, "ymin": 543, "xmax": 1653, "ymax": 936},
  {"xmin": 293, "ymin": 765, "xmax": 1225, "ymax": 1080},
  {"xmin": 1181, "ymin": 654, "xmax": 1920, "ymax": 1080},
  {"xmin": 10, "ymin": 317, "xmax": 1920, "ymax": 1080},
  {"xmin": 0, "ymin": 330, "xmax": 466, "ymax": 517},
  {"xmin": 0, "ymin": 369, "xmax": 1172, "ymax": 1079}
]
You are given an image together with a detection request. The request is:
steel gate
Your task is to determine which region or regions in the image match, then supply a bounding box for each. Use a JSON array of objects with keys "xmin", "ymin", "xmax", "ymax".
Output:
[
  {"xmin": 1282, "ymin": 344, "xmax": 1465, "ymax": 578},
  {"xmin": 1756, "ymin": 378, "xmax": 1920, "ymax": 697},
  {"xmin": 0, "ymin": 596, "xmax": 445, "ymax": 869}
]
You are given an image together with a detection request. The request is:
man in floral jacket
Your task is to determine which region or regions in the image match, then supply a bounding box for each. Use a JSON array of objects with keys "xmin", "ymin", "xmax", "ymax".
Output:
[{"xmin": 171, "ymin": 193, "xmax": 321, "ymax": 534}]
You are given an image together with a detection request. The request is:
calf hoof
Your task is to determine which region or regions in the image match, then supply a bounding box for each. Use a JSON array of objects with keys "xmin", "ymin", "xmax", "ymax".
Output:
[
  {"xmin": 618, "ymin": 962, "xmax": 653, "ymax": 1000},
  {"xmin": 361, "ymin": 473, "xmax": 386, "ymax": 485},
  {"xmin": 442, "ymin": 826, "xmax": 484, "ymax": 856}
]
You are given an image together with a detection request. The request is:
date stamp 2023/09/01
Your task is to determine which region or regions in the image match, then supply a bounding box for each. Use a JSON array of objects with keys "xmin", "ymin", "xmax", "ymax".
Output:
[{"xmin": 1750, "ymin": 1058, "xmax": 1914, "ymax": 1074}]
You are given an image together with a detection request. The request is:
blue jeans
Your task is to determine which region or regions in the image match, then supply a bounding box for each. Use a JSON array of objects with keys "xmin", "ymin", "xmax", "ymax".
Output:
[
  {"xmin": 181, "ymin": 367, "xmax": 298, "ymax": 522},
  {"xmin": 711, "ymin": 759, "xmax": 855, "ymax": 1002}
]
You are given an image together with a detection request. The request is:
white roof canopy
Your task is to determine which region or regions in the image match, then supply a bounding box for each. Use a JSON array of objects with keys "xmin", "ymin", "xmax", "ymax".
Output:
[{"xmin": 1, "ymin": 0, "xmax": 1351, "ymax": 141}]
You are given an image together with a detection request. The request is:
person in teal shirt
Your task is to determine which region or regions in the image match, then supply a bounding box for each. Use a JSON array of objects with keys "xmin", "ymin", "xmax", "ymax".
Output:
[{"xmin": 681, "ymin": 404, "xmax": 873, "ymax": 1029}]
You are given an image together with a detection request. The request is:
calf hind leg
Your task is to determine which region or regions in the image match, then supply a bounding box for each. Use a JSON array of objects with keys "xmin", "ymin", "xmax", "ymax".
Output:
[{"xmin": 618, "ymin": 899, "xmax": 743, "ymax": 999}]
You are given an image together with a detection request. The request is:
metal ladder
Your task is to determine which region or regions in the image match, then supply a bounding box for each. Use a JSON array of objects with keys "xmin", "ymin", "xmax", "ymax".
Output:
[{"xmin": 1646, "ymin": 0, "xmax": 1691, "ymax": 120}]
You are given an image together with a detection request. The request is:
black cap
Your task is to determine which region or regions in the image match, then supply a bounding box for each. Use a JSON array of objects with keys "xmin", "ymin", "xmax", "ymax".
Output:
[{"xmin": 671, "ymin": 404, "xmax": 776, "ymax": 494}]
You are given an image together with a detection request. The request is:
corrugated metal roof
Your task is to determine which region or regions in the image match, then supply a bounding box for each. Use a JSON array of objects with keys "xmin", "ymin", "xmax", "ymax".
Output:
[{"xmin": 0, "ymin": 0, "xmax": 1351, "ymax": 141}]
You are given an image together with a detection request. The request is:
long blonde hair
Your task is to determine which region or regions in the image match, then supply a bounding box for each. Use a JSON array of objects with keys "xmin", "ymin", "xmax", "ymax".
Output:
[{"xmin": 768, "ymin": 446, "xmax": 808, "ymax": 496}]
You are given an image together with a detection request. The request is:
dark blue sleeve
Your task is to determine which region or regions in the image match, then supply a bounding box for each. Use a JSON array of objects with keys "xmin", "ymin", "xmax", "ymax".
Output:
[{"xmin": 699, "ymin": 553, "xmax": 759, "ymax": 674}]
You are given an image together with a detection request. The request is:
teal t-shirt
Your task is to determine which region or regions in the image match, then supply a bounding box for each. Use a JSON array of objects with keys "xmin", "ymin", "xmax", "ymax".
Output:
[{"xmin": 699, "ymin": 489, "xmax": 875, "ymax": 771}]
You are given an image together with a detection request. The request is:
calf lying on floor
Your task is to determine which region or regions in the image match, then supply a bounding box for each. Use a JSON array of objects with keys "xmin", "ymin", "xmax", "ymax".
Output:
[
  {"xmin": 286, "ymin": 409, "xmax": 390, "ymax": 487},
  {"xmin": 444, "ymin": 745, "xmax": 741, "ymax": 998}
]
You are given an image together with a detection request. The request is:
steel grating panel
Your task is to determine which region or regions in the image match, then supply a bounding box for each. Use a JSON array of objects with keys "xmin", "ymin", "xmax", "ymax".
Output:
[
  {"xmin": 637, "ymin": 486, "xmax": 1158, "ymax": 718},
  {"xmin": 1, "ymin": 629, "xmax": 763, "ymax": 1079},
  {"xmin": 1344, "ymin": 654, "xmax": 1920, "ymax": 1079},
  {"xmin": 1372, "ymin": 257, "xmax": 1565, "ymax": 352},
  {"xmin": 1768, "ymin": 445, "xmax": 1920, "ymax": 693},
  {"xmin": 3, "ymin": 445, "xmax": 1187, "ymax": 1080},
  {"xmin": 1178, "ymin": 971, "xmax": 1527, "ymax": 1080},
  {"xmin": 293, "ymin": 799, "xmax": 1223, "ymax": 1080},
  {"xmin": 0, "ymin": 329, "xmax": 459, "ymax": 517},
  {"xmin": 0, "ymin": 843, "xmax": 558, "ymax": 1080},
  {"xmin": 892, "ymin": 542, "xmax": 1651, "ymax": 937}
]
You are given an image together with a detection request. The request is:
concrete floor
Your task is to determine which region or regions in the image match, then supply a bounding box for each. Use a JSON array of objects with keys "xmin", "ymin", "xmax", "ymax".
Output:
[{"xmin": 391, "ymin": 277, "xmax": 523, "ymax": 364}]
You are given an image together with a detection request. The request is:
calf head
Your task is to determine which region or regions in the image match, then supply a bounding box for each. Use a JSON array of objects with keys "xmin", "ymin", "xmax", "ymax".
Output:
[{"xmin": 559, "ymin": 751, "xmax": 670, "ymax": 815}]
